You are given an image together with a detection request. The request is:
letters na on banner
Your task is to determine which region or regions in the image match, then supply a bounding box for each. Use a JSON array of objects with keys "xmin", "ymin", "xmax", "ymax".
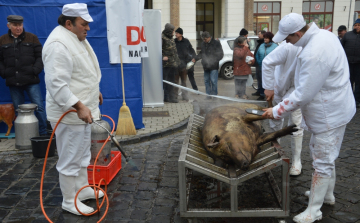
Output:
[{"xmin": 106, "ymin": 0, "xmax": 148, "ymax": 64}]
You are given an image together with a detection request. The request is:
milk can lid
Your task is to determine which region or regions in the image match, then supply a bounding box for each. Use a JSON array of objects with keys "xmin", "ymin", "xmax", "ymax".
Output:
[{"xmin": 18, "ymin": 103, "xmax": 38, "ymax": 110}]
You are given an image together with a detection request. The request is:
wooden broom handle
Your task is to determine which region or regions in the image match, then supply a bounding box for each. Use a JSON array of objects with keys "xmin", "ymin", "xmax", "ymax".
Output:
[{"xmin": 119, "ymin": 45, "xmax": 125, "ymax": 103}]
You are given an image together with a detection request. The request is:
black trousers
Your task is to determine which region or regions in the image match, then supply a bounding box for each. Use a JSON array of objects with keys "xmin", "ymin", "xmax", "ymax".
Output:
[
  {"xmin": 187, "ymin": 70, "xmax": 198, "ymax": 90},
  {"xmin": 349, "ymin": 63, "xmax": 360, "ymax": 103},
  {"xmin": 163, "ymin": 66, "xmax": 176, "ymax": 99}
]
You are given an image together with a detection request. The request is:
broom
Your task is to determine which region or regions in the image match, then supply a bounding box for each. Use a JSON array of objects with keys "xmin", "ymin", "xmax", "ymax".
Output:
[{"xmin": 115, "ymin": 45, "xmax": 137, "ymax": 135}]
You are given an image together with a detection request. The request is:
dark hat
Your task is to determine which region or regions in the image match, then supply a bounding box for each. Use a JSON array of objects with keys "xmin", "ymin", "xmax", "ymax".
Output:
[
  {"xmin": 337, "ymin": 25, "xmax": 347, "ymax": 31},
  {"xmin": 175, "ymin": 27, "xmax": 183, "ymax": 35},
  {"xmin": 239, "ymin": 28, "xmax": 248, "ymax": 36},
  {"xmin": 7, "ymin": 15, "xmax": 23, "ymax": 23},
  {"xmin": 165, "ymin": 23, "xmax": 175, "ymax": 31},
  {"xmin": 354, "ymin": 19, "xmax": 360, "ymax": 26}
]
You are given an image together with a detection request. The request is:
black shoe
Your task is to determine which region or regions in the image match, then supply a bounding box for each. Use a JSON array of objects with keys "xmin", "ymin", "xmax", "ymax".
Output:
[
  {"xmin": 257, "ymin": 96, "xmax": 265, "ymax": 100},
  {"xmin": 252, "ymin": 92, "xmax": 261, "ymax": 96},
  {"xmin": 357, "ymin": 102, "xmax": 360, "ymax": 108}
]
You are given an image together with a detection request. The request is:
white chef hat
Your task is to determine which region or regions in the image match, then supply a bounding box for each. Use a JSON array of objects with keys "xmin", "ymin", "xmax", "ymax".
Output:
[
  {"xmin": 62, "ymin": 3, "xmax": 93, "ymax": 22},
  {"xmin": 273, "ymin": 13, "xmax": 306, "ymax": 43}
]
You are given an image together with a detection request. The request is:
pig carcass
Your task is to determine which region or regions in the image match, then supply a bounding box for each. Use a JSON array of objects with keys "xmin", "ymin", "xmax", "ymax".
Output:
[{"xmin": 201, "ymin": 103, "xmax": 297, "ymax": 170}]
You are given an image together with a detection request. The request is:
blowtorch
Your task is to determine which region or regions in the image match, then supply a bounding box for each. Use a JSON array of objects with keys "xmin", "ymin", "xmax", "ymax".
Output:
[{"xmin": 91, "ymin": 119, "xmax": 131, "ymax": 162}]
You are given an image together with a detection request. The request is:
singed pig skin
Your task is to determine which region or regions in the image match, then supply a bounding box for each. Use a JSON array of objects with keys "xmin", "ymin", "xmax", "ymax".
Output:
[{"xmin": 201, "ymin": 103, "xmax": 297, "ymax": 170}]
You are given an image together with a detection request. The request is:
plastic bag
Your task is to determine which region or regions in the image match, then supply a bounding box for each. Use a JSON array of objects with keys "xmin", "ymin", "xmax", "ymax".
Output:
[
  {"xmin": 245, "ymin": 56, "xmax": 254, "ymax": 63},
  {"xmin": 186, "ymin": 61, "xmax": 195, "ymax": 70},
  {"xmin": 246, "ymin": 74, "xmax": 253, "ymax": 86}
]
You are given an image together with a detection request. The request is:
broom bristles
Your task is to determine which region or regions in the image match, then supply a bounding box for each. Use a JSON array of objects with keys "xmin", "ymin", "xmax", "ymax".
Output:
[{"xmin": 116, "ymin": 104, "xmax": 137, "ymax": 135}]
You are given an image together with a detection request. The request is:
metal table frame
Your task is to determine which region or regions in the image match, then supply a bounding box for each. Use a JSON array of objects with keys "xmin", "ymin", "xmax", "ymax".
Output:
[{"xmin": 178, "ymin": 114, "xmax": 290, "ymax": 222}]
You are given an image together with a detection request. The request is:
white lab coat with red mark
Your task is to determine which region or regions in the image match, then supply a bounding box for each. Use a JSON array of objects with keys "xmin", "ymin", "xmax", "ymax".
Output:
[{"xmin": 272, "ymin": 23, "xmax": 355, "ymax": 134}]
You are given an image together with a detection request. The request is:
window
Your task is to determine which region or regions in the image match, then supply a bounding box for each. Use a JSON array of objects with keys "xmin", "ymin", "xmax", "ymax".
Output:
[
  {"xmin": 302, "ymin": 1, "xmax": 334, "ymax": 31},
  {"xmin": 355, "ymin": 0, "xmax": 360, "ymax": 19},
  {"xmin": 253, "ymin": 2, "xmax": 281, "ymax": 34}
]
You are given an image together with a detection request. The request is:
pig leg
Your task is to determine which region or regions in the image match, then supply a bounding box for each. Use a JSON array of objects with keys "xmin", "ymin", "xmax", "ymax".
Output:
[{"xmin": 256, "ymin": 124, "xmax": 297, "ymax": 147}]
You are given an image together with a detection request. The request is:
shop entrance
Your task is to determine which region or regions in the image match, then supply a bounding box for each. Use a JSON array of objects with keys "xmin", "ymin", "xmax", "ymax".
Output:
[{"xmin": 196, "ymin": 2, "xmax": 214, "ymax": 48}]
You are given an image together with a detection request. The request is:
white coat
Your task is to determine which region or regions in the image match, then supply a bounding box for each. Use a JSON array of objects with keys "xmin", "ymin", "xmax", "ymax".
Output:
[
  {"xmin": 272, "ymin": 23, "xmax": 356, "ymax": 134},
  {"xmin": 262, "ymin": 41, "xmax": 301, "ymax": 103},
  {"xmin": 43, "ymin": 26, "xmax": 101, "ymax": 125}
]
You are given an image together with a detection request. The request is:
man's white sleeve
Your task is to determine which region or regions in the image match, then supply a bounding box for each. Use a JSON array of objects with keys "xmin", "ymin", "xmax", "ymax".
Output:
[
  {"xmin": 272, "ymin": 56, "xmax": 331, "ymax": 119},
  {"xmin": 44, "ymin": 42, "xmax": 79, "ymax": 112},
  {"xmin": 262, "ymin": 45, "xmax": 288, "ymax": 90}
]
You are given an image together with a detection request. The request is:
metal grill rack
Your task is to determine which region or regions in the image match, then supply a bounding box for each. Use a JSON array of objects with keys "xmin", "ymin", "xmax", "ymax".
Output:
[{"xmin": 178, "ymin": 114, "xmax": 290, "ymax": 223}]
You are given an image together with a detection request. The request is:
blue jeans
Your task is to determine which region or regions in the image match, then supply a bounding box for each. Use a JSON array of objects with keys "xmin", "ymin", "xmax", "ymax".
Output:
[
  {"xmin": 204, "ymin": 70, "xmax": 218, "ymax": 95},
  {"xmin": 9, "ymin": 84, "xmax": 47, "ymax": 135}
]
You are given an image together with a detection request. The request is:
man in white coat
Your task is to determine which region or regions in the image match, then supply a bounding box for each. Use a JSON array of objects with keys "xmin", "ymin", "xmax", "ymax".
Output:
[
  {"xmin": 43, "ymin": 3, "xmax": 104, "ymax": 215},
  {"xmin": 262, "ymin": 13, "xmax": 355, "ymax": 223},
  {"xmin": 262, "ymin": 41, "xmax": 304, "ymax": 176}
]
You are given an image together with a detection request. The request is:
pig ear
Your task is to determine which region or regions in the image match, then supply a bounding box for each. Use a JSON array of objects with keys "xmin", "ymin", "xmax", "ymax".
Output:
[{"xmin": 207, "ymin": 135, "xmax": 220, "ymax": 148}]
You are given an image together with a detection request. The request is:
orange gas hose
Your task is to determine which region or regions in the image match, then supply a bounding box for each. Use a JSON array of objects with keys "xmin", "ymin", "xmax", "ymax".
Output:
[{"xmin": 40, "ymin": 110, "xmax": 115, "ymax": 223}]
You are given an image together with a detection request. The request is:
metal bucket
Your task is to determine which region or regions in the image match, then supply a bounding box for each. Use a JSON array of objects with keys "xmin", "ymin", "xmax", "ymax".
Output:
[{"xmin": 90, "ymin": 118, "xmax": 112, "ymax": 166}]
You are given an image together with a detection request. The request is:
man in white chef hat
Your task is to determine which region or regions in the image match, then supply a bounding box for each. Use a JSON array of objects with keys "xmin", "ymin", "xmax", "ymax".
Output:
[
  {"xmin": 43, "ymin": 3, "xmax": 104, "ymax": 215},
  {"xmin": 262, "ymin": 13, "xmax": 355, "ymax": 223}
]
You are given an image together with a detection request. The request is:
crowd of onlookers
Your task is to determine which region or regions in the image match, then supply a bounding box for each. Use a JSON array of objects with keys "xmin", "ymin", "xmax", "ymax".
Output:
[{"xmin": 162, "ymin": 19, "xmax": 360, "ymax": 107}]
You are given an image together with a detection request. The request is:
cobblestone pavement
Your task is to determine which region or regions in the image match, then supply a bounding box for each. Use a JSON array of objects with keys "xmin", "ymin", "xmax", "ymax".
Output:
[{"xmin": 0, "ymin": 110, "xmax": 360, "ymax": 223}]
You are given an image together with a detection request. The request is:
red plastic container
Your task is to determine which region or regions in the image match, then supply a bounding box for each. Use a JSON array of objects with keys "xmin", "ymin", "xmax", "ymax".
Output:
[{"xmin": 87, "ymin": 151, "xmax": 122, "ymax": 185}]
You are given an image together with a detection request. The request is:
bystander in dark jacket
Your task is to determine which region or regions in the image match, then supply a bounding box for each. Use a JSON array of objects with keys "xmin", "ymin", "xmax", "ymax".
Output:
[
  {"xmin": 162, "ymin": 23, "xmax": 180, "ymax": 103},
  {"xmin": 341, "ymin": 19, "xmax": 360, "ymax": 107},
  {"xmin": 174, "ymin": 28, "xmax": 196, "ymax": 100},
  {"xmin": 0, "ymin": 15, "xmax": 47, "ymax": 135},
  {"xmin": 195, "ymin": 35, "xmax": 223, "ymax": 71},
  {"xmin": 194, "ymin": 31, "xmax": 223, "ymax": 97},
  {"xmin": 0, "ymin": 29, "xmax": 43, "ymax": 86}
]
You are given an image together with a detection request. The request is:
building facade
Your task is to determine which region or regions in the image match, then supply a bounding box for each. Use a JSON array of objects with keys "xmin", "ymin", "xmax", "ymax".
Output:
[{"xmin": 145, "ymin": 0, "xmax": 359, "ymax": 48}]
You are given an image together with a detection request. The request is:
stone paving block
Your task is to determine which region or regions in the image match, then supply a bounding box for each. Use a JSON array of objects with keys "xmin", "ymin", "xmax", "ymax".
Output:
[
  {"xmin": 159, "ymin": 177, "xmax": 178, "ymax": 188},
  {"xmin": 342, "ymin": 192, "xmax": 360, "ymax": 204},
  {"xmin": 132, "ymin": 199, "xmax": 153, "ymax": 209},
  {"xmin": 48, "ymin": 187, "xmax": 62, "ymax": 197},
  {"xmin": 109, "ymin": 200, "xmax": 130, "ymax": 210},
  {"xmin": 112, "ymin": 192, "xmax": 134, "ymax": 202},
  {"xmin": 120, "ymin": 176, "xmax": 139, "ymax": 185},
  {"xmin": 138, "ymin": 182, "xmax": 157, "ymax": 191},
  {"xmin": 16, "ymin": 199, "xmax": 40, "ymax": 209},
  {"xmin": 0, "ymin": 173, "xmax": 21, "ymax": 181},
  {"xmin": 0, "ymin": 209, "xmax": 9, "ymax": 221},
  {"xmin": 118, "ymin": 185, "xmax": 136, "ymax": 192},
  {"xmin": 130, "ymin": 209, "xmax": 147, "ymax": 220},
  {"xmin": 8, "ymin": 209, "xmax": 34, "ymax": 220},
  {"xmin": 318, "ymin": 217, "xmax": 341, "ymax": 223},
  {"xmin": 140, "ymin": 175, "xmax": 160, "ymax": 183},
  {"xmin": 0, "ymin": 195, "xmax": 22, "ymax": 208},
  {"xmin": 135, "ymin": 191, "xmax": 155, "ymax": 200},
  {"xmin": 152, "ymin": 206, "xmax": 173, "ymax": 216},
  {"xmin": 106, "ymin": 209, "xmax": 132, "ymax": 221},
  {"xmin": 149, "ymin": 215, "xmax": 171, "ymax": 223},
  {"xmin": 154, "ymin": 198, "xmax": 176, "ymax": 207},
  {"xmin": 331, "ymin": 211, "xmax": 360, "ymax": 223},
  {"xmin": 0, "ymin": 180, "xmax": 12, "ymax": 189},
  {"xmin": 32, "ymin": 207, "xmax": 57, "ymax": 220},
  {"xmin": 157, "ymin": 188, "xmax": 178, "ymax": 199},
  {"xmin": 43, "ymin": 196, "xmax": 62, "ymax": 206}
]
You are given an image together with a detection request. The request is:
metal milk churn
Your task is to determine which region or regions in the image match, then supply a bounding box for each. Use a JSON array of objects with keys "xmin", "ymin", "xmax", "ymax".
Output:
[
  {"xmin": 15, "ymin": 103, "xmax": 39, "ymax": 149},
  {"xmin": 90, "ymin": 117, "xmax": 112, "ymax": 166}
]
